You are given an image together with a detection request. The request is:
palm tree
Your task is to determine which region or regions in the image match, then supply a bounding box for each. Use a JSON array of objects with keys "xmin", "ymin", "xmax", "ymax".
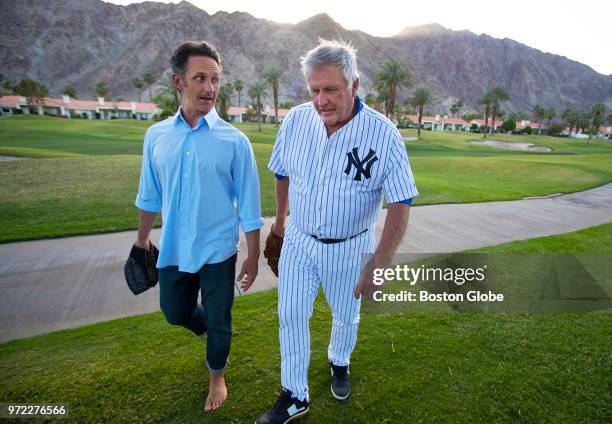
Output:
[
  {"xmin": 263, "ymin": 67, "xmax": 283, "ymax": 125},
  {"xmin": 62, "ymin": 85, "xmax": 77, "ymax": 99},
  {"xmin": 412, "ymin": 85, "xmax": 431, "ymax": 138},
  {"xmin": 143, "ymin": 72, "xmax": 155, "ymax": 102},
  {"xmin": 533, "ymin": 105, "xmax": 545, "ymax": 135},
  {"xmin": 544, "ymin": 107, "xmax": 556, "ymax": 132},
  {"xmin": 478, "ymin": 92, "xmax": 494, "ymax": 138},
  {"xmin": 95, "ymin": 81, "xmax": 109, "ymax": 100},
  {"xmin": 158, "ymin": 70, "xmax": 179, "ymax": 111},
  {"xmin": 132, "ymin": 78, "xmax": 143, "ymax": 103},
  {"xmin": 488, "ymin": 86, "xmax": 510, "ymax": 136},
  {"xmin": 374, "ymin": 59, "xmax": 412, "ymax": 121},
  {"xmin": 234, "ymin": 80, "xmax": 244, "ymax": 107},
  {"xmin": 562, "ymin": 108, "xmax": 578, "ymax": 134},
  {"xmin": 589, "ymin": 103, "xmax": 606, "ymax": 139},
  {"xmin": 247, "ymin": 81, "xmax": 267, "ymax": 132},
  {"xmin": 217, "ymin": 83, "xmax": 233, "ymax": 120}
]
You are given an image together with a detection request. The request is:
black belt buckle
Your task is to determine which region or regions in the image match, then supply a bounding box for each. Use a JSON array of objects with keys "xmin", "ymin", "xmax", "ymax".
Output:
[{"xmin": 311, "ymin": 229, "xmax": 367, "ymax": 244}]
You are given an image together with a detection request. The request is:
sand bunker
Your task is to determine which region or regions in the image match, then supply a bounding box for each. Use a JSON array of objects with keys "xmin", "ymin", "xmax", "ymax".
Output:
[
  {"xmin": 0, "ymin": 156, "xmax": 28, "ymax": 161},
  {"xmin": 471, "ymin": 140, "xmax": 551, "ymax": 152},
  {"xmin": 403, "ymin": 136, "xmax": 418, "ymax": 141}
]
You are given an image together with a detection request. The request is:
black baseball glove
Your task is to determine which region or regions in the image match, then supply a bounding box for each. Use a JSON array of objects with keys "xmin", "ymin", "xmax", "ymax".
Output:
[{"xmin": 124, "ymin": 242, "xmax": 159, "ymax": 295}]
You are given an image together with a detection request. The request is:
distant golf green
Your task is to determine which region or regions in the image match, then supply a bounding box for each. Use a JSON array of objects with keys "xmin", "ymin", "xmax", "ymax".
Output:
[
  {"xmin": 1, "ymin": 115, "xmax": 611, "ymax": 242},
  {"xmin": 1, "ymin": 222, "xmax": 610, "ymax": 423}
]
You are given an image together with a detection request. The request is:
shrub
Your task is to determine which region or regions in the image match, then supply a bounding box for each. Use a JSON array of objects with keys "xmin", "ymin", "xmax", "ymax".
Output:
[
  {"xmin": 524, "ymin": 125, "xmax": 533, "ymax": 135},
  {"xmin": 501, "ymin": 118, "xmax": 516, "ymax": 133}
]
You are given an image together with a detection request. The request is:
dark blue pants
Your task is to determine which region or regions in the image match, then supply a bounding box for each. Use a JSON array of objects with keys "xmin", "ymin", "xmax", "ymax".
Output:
[{"xmin": 158, "ymin": 253, "xmax": 236, "ymax": 373}]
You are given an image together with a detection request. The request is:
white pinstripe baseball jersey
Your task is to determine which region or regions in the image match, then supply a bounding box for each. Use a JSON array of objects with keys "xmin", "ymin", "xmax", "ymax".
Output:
[{"xmin": 268, "ymin": 97, "xmax": 418, "ymax": 239}]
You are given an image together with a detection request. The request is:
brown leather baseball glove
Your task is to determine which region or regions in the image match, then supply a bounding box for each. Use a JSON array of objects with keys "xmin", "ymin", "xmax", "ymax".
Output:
[{"xmin": 263, "ymin": 226, "xmax": 284, "ymax": 277}]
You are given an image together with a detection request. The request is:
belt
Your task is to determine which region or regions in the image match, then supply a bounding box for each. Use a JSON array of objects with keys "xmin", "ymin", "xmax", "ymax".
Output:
[{"xmin": 310, "ymin": 229, "xmax": 368, "ymax": 244}]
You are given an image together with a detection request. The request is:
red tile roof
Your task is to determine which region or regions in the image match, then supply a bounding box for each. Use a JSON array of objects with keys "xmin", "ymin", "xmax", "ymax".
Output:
[{"xmin": 0, "ymin": 95, "xmax": 158, "ymax": 114}]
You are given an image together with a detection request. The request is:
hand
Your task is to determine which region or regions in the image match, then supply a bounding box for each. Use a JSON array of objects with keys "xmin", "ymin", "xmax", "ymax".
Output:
[
  {"xmin": 135, "ymin": 239, "xmax": 151, "ymax": 250},
  {"xmin": 272, "ymin": 222, "xmax": 285, "ymax": 238},
  {"xmin": 353, "ymin": 260, "xmax": 376, "ymax": 299},
  {"xmin": 236, "ymin": 256, "xmax": 258, "ymax": 292}
]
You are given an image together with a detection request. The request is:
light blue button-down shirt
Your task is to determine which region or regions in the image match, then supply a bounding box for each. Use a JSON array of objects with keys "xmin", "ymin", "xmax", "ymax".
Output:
[{"xmin": 136, "ymin": 107, "xmax": 264, "ymax": 273}]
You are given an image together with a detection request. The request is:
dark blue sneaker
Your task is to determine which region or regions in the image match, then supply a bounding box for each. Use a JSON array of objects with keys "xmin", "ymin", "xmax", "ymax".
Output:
[
  {"xmin": 330, "ymin": 362, "xmax": 351, "ymax": 400},
  {"xmin": 256, "ymin": 388, "xmax": 309, "ymax": 424}
]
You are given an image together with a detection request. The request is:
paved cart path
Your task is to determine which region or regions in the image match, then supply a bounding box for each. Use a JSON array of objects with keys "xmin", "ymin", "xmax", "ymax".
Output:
[{"xmin": 1, "ymin": 183, "xmax": 611, "ymax": 342}]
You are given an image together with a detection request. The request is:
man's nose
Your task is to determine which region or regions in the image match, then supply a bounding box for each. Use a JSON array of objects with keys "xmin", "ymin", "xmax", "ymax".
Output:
[{"xmin": 317, "ymin": 92, "xmax": 328, "ymax": 108}]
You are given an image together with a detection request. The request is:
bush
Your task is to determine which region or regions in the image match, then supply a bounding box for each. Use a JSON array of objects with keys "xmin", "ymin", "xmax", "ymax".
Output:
[
  {"xmin": 501, "ymin": 118, "xmax": 516, "ymax": 133},
  {"xmin": 159, "ymin": 109, "xmax": 174, "ymax": 120},
  {"xmin": 547, "ymin": 123, "xmax": 565, "ymax": 136},
  {"xmin": 524, "ymin": 125, "xmax": 533, "ymax": 135}
]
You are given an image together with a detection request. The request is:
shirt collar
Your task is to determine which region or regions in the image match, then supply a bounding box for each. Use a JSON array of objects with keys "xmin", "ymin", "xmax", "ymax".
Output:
[{"xmin": 174, "ymin": 107, "xmax": 220, "ymax": 130}]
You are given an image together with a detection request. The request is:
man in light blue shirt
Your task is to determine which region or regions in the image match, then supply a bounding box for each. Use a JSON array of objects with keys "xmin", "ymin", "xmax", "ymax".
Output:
[{"xmin": 134, "ymin": 41, "xmax": 263, "ymax": 412}]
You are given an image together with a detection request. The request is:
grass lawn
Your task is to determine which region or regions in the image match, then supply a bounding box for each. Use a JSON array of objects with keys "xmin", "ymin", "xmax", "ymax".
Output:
[
  {"xmin": 1, "ymin": 223, "xmax": 610, "ymax": 423},
  {"xmin": 1, "ymin": 116, "xmax": 611, "ymax": 242}
]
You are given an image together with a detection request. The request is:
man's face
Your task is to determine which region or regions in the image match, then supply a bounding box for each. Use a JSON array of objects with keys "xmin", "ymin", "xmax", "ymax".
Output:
[
  {"xmin": 307, "ymin": 65, "xmax": 358, "ymax": 133},
  {"xmin": 174, "ymin": 55, "xmax": 220, "ymax": 115}
]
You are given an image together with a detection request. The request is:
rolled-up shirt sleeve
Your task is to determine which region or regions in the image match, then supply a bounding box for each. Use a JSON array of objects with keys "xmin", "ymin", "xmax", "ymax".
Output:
[
  {"xmin": 268, "ymin": 122, "xmax": 288, "ymax": 177},
  {"xmin": 234, "ymin": 135, "xmax": 264, "ymax": 233},
  {"xmin": 135, "ymin": 130, "xmax": 162, "ymax": 212},
  {"xmin": 382, "ymin": 132, "xmax": 419, "ymax": 203}
]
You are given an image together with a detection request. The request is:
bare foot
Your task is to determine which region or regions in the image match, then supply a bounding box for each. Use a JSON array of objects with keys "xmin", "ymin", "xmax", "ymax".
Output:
[{"xmin": 204, "ymin": 373, "xmax": 227, "ymax": 412}]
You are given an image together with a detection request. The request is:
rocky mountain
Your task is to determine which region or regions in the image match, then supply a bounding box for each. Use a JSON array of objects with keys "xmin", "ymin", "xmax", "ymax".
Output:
[{"xmin": 1, "ymin": 0, "xmax": 611, "ymax": 115}]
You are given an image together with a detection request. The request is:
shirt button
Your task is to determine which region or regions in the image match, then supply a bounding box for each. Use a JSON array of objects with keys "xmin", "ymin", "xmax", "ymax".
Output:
[
  {"xmin": 186, "ymin": 151, "xmax": 191, "ymax": 155},
  {"xmin": 184, "ymin": 174, "xmax": 188, "ymax": 178}
]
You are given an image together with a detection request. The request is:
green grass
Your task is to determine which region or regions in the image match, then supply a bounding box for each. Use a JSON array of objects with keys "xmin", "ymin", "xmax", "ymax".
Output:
[
  {"xmin": 1, "ymin": 223, "xmax": 611, "ymax": 423},
  {"xmin": 1, "ymin": 116, "xmax": 612, "ymax": 242}
]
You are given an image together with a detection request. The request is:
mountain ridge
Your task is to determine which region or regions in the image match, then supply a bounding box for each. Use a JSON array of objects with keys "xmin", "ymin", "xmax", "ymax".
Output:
[{"xmin": 1, "ymin": 0, "xmax": 610, "ymax": 114}]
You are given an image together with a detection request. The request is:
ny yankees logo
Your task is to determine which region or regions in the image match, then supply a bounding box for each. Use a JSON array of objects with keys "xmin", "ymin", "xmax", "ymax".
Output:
[{"xmin": 344, "ymin": 147, "xmax": 378, "ymax": 181}]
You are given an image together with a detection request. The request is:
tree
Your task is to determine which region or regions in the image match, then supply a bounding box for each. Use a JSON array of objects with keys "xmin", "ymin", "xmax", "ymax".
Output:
[
  {"xmin": 247, "ymin": 81, "xmax": 267, "ymax": 132},
  {"xmin": 263, "ymin": 67, "xmax": 283, "ymax": 124},
  {"xmin": 533, "ymin": 105, "xmax": 545, "ymax": 135},
  {"xmin": 374, "ymin": 59, "xmax": 412, "ymax": 121},
  {"xmin": 0, "ymin": 74, "xmax": 14, "ymax": 96},
  {"xmin": 487, "ymin": 86, "xmax": 510, "ymax": 136},
  {"xmin": 450, "ymin": 99, "xmax": 464, "ymax": 117},
  {"xmin": 562, "ymin": 108, "xmax": 578, "ymax": 134},
  {"xmin": 62, "ymin": 85, "xmax": 77, "ymax": 99},
  {"xmin": 462, "ymin": 112, "xmax": 483, "ymax": 122},
  {"xmin": 590, "ymin": 103, "xmax": 606, "ymax": 138},
  {"xmin": 576, "ymin": 112, "xmax": 591, "ymax": 134},
  {"xmin": 478, "ymin": 92, "xmax": 494, "ymax": 138},
  {"xmin": 216, "ymin": 83, "xmax": 233, "ymax": 120},
  {"xmin": 143, "ymin": 72, "xmax": 155, "ymax": 102},
  {"xmin": 280, "ymin": 100, "xmax": 295, "ymax": 109},
  {"xmin": 157, "ymin": 70, "xmax": 179, "ymax": 112},
  {"xmin": 234, "ymin": 80, "xmax": 244, "ymax": 107},
  {"xmin": 412, "ymin": 85, "xmax": 431, "ymax": 137},
  {"xmin": 501, "ymin": 118, "xmax": 516, "ymax": 133},
  {"xmin": 132, "ymin": 78, "xmax": 143, "ymax": 103},
  {"xmin": 508, "ymin": 111, "xmax": 529, "ymax": 122},
  {"xmin": 15, "ymin": 77, "xmax": 49, "ymax": 105},
  {"xmin": 544, "ymin": 107, "xmax": 556, "ymax": 130},
  {"xmin": 94, "ymin": 81, "xmax": 109, "ymax": 100}
]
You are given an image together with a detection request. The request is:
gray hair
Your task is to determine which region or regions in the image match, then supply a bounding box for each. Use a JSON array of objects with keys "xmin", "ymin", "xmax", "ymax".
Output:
[{"xmin": 300, "ymin": 39, "xmax": 359, "ymax": 88}]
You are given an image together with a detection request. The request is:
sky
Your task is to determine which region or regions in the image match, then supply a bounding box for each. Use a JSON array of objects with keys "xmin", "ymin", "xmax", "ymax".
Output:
[{"xmin": 107, "ymin": 0, "xmax": 611, "ymax": 75}]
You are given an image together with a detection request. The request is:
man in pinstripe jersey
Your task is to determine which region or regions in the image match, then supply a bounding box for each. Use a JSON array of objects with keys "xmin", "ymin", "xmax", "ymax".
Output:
[{"xmin": 256, "ymin": 39, "xmax": 418, "ymax": 424}]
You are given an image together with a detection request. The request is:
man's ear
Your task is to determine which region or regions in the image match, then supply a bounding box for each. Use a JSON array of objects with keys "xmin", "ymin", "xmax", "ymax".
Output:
[
  {"xmin": 172, "ymin": 73, "xmax": 183, "ymax": 93},
  {"xmin": 352, "ymin": 78, "xmax": 359, "ymax": 97}
]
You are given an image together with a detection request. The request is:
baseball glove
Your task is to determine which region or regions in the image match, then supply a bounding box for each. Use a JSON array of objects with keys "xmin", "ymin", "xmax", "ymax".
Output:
[
  {"xmin": 263, "ymin": 227, "xmax": 283, "ymax": 277},
  {"xmin": 124, "ymin": 242, "xmax": 159, "ymax": 295}
]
